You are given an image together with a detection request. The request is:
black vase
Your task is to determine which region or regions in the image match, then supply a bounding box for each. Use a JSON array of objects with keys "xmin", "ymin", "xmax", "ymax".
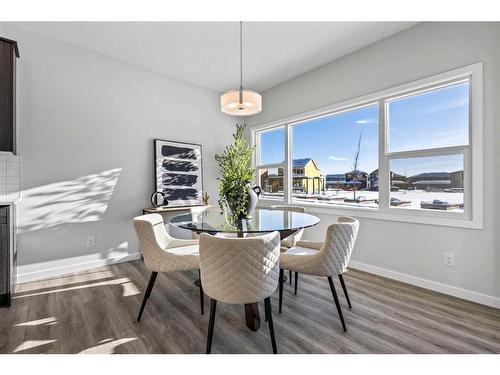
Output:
[
  {"xmin": 226, "ymin": 183, "xmax": 262, "ymax": 220},
  {"xmin": 244, "ymin": 183, "xmax": 261, "ymax": 219}
]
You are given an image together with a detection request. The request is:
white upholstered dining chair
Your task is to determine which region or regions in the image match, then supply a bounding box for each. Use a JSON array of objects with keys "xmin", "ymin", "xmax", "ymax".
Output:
[
  {"xmin": 199, "ymin": 231, "xmax": 281, "ymax": 354},
  {"xmin": 268, "ymin": 205, "xmax": 306, "ymax": 248},
  {"xmin": 269, "ymin": 205, "xmax": 306, "ymax": 294},
  {"xmin": 133, "ymin": 213, "xmax": 204, "ymax": 321},
  {"xmin": 279, "ymin": 216, "xmax": 359, "ymax": 331}
]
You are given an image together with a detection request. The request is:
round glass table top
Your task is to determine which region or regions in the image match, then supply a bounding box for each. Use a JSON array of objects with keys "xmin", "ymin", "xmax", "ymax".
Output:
[{"xmin": 169, "ymin": 206, "xmax": 320, "ymax": 234}]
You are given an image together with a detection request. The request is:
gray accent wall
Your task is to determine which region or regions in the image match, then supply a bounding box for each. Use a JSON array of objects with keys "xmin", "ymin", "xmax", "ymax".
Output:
[
  {"xmin": 247, "ymin": 22, "xmax": 500, "ymax": 305},
  {"xmin": 0, "ymin": 23, "xmax": 234, "ymax": 281}
]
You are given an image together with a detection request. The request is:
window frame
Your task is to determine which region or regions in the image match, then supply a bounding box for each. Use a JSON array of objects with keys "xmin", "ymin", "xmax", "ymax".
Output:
[
  {"xmin": 252, "ymin": 63, "xmax": 483, "ymax": 229},
  {"xmin": 254, "ymin": 126, "xmax": 287, "ymax": 201}
]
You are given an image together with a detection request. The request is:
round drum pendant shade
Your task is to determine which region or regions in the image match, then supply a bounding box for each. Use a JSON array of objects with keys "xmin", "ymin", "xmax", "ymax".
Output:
[{"xmin": 220, "ymin": 89, "xmax": 262, "ymax": 116}]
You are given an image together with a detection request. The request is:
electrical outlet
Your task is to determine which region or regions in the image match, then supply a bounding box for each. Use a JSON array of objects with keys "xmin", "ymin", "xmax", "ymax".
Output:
[
  {"xmin": 86, "ymin": 235, "xmax": 96, "ymax": 247},
  {"xmin": 443, "ymin": 252, "xmax": 455, "ymax": 267}
]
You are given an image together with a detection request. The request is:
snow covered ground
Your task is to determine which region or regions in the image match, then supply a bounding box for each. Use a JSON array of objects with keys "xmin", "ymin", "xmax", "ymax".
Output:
[
  {"xmin": 390, "ymin": 190, "xmax": 463, "ymax": 211},
  {"xmin": 262, "ymin": 189, "xmax": 464, "ymax": 212}
]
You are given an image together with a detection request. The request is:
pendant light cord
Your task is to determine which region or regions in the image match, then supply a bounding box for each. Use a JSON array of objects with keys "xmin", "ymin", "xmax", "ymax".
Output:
[
  {"xmin": 220, "ymin": 20, "xmax": 261, "ymax": 115},
  {"xmin": 239, "ymin": 21, "xmax": 243, "ymax": 105},
  {"xmin": 240, "ymin": 21, "xmax": 243, "ymax": 88}
]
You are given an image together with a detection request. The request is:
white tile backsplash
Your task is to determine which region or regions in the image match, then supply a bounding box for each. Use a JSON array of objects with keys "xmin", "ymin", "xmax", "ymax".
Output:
[
  {"xmin": 6, "ymin": 153, "xmax": 19, "ymax": 162},
  {"xmin": 6, "ymin": 169, "xmax": 18, "ymax": 177},
  {"xmin": 0, "ymin": 152, "xmax": 20, "ymax": 203},
  {"xmin": 6, "ymin": 161, "xmax": 19, "ymax": 170},
  {"xmin": 6, "ymin": 192, "xmax": 20, "ymax": 202},
  {"xmin": 6, "ymin": 181, "xmax": 19, "ymax": 190}
]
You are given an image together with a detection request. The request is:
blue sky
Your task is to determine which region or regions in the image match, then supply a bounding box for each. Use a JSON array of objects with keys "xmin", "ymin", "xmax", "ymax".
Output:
[{"xmin": 259, "ymin": 81, "xmax": 469, "ymax": 175}]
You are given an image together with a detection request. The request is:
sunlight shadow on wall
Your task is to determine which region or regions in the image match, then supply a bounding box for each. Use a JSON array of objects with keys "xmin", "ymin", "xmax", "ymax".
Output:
[
  {"xmin": 18, "ymin": 168, "xmax": 122, "ymax": 233},
  {"xmin": 106, "ymin": 241, "xmax": 129, "ymax": 259}
]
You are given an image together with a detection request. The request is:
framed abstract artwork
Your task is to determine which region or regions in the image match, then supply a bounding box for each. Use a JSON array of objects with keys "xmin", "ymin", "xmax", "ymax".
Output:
[{"xmin": 154, "ymin": 139, "xmax": 204, "ymax": 207}]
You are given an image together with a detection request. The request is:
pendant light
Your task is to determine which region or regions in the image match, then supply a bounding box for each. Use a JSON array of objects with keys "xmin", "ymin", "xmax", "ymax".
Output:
[{"xmin": 220, "ymin": 21, "xmax": 262, "ymax": 116}]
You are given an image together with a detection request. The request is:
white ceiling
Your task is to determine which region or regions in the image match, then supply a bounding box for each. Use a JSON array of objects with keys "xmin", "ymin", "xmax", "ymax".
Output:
[{"xmin": 13, "ymin": 22, "xmax": 417, "ymax": 92}]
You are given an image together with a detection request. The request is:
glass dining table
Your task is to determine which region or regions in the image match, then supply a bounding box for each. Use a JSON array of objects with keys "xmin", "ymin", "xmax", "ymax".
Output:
[{"xmin": 169, "ymin": 206, "xmax": 320, "ymax": 332}]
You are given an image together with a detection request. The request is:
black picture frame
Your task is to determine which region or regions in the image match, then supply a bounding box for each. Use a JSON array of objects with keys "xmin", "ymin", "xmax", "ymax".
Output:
[{"xmin": 154, "ymin": 139, "xmax": 204, "ymax": 207}]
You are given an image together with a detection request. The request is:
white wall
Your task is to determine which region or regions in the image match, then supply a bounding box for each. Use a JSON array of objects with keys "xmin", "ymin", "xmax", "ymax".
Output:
[
  {"xmin": 0, "ymin": 23, "xmax": 234, "ymax": 282},
  {"xmin": 247, "ymin": 22, "xmax": 500, "ymax": 307}
]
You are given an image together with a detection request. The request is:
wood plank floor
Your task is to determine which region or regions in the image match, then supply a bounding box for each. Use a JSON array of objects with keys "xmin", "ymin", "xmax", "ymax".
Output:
[{"xmin": 1, "ymin": 260, "xmax": 499, "ymax": 354}]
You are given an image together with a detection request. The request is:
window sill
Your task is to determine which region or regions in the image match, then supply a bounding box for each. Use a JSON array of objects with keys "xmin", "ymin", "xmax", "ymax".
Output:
[{"xmin": 257, "ymin": 199, "xmax": 483, "ymax": 230}]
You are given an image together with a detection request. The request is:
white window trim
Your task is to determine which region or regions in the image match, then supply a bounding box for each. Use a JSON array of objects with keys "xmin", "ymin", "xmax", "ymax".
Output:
[{"xmin": 252, "ymin": 63, "xmax": 483, "ymax": 229}]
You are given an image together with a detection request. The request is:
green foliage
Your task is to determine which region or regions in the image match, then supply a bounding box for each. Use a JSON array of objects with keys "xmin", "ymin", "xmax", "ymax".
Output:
[{"xmin": 215, "ymin": 124, "xmax": 255, "ymax": 218}]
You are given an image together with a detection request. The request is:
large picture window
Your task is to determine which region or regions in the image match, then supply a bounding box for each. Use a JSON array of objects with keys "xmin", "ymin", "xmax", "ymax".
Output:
[{"xmin": 252, "ymin": 64, "xmax": 482, "ymax": 228}]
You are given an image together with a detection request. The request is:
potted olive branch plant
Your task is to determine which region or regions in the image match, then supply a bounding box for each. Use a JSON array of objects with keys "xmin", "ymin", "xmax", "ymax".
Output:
[{"xmin": 215, "ymin": 124, "xmax": 261, "ymax": 220}]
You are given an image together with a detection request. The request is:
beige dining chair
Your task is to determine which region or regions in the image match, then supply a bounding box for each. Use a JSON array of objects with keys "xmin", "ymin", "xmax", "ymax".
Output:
[
  {"xmin": 269, "ymin": 205, "xmax": 306, "ymax": 294},
  {"xmin": 188, "ymin": 205, "xmax": 217, "ymax": 239},
  {"xmin": 199, "ymin": 231, "xmax": 281, "ymax": 354},
  {"xmin": 279, "ymin": 216, "xmax": 359, "ymax": 331},
  {"xmin": 133, "ymin": 213, "xmax": 204, "ymax": 321}
]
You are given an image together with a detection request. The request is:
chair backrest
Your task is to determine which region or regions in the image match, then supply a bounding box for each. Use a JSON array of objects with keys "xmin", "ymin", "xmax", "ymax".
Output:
[
  {"xmin": 189, "ymin": 205, "xmax": 218, "ymax": 239},
  {"xmin": 319, "ymin": 216, "xmax": 359, "ymax": 275},
  {"xmin": 133, "ymin": 214, "xmax": 173, "ymax": 270},
  {"xmin": 269, "ymin": 205, "xmax": 306, "ymax": 246},
  {"xmin": 199, "ymin": 231, "xmax": 281, "ymax": 304}
]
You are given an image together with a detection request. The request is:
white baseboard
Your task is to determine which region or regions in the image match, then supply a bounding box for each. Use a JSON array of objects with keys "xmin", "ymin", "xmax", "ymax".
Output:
[
  {"xmin": 349, "ymin": 260, "xmax": 500, "ymax": 309},
  {"xmin": 17, "ymin": 252, "xmax": 142, "ymax": 284}
]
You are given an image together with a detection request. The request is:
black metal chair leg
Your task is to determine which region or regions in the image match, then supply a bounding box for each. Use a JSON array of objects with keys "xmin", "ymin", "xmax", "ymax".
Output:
[
  {"xmin": 279, "ymin": 269, "xmax": 284, "ymax": 313},
  {"xmin": 338, "ymin": 274, "xmax": 351, "ymax": 309},
  {"xmin": 289, "ymin": 270, "xmax": 292, "ymax": 285},
  {"xmin": 199, "ymin": 270, "xmax": 204, "ymax": 315},
  {"xmin": 327, "ymin": 276, "xmax": 347, "ymax": 331},
  {"xmin": 294, "ymin": 272, "xmax": 298, "ymax": 295},
  {"xmin": 136, "ymin": 271, "xmax": 158, "ymax": 322},
  {"xmin": 206, "ymin": 299, "xmax": 217, "ymax": 354},
  {"xmin": 264, "ymin": 297, "xmax": 278, "ymax": 354}
]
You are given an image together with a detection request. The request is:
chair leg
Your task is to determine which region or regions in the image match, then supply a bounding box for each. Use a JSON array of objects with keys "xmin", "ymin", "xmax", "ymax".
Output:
[
  {"xmin": 279, "ymin": 269, "xmax": 284, "ymax": 313},
  {"xmin": 338, "ymin": 274, "xmax": 351, "ymax": 309},
  {"xmin": 206, "ymin": 299, "xmax": 217, "ymax": 354},
  {"xmin": 289, "ymin": 269, "xmax": 292, "ymax": 285},
  {"xmin": 136, "ymin": 271, "xmax": 158, "ymax": 322},
  {"xmin": 327, "ymin": 276, "xmax": 347, "ymax": 332},
  {"xmin": 264, "ymin": 297, "xmax": 278, "ymax": 354},
  {"xmin": 294, "ymin": 272, "xmax": 298, "ymax": 295},
  {"xmin": 199, "ymin": 270, "xmax": 204, "ymax": 315}
]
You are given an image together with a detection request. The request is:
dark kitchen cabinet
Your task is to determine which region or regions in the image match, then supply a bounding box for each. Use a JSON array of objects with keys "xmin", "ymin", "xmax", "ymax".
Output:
[
  {"xmin": 0, "ymin": 205, "xmax": 15, "ymax": 307},
  {"xmin": 0, "ymin": 36, "xmax": 19, "ymax": 153}
]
